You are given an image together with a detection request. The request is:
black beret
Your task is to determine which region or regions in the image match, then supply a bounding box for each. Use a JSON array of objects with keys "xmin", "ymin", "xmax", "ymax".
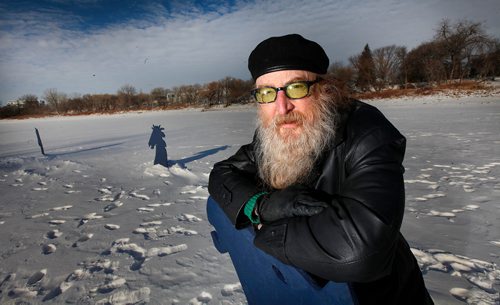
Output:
[{"xmin": 248, "ymin": 34, "xmax": 329, "ymax": 80}]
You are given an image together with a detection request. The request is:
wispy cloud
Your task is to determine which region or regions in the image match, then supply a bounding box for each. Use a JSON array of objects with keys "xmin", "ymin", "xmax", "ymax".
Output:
[{"xmin": 0, "ymin": 0, "xmax": 499, "ymax": 103}]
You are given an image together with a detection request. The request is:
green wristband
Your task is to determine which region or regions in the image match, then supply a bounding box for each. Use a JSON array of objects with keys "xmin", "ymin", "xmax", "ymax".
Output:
[{"xmin": 243, "ymin": 192, "xmax": 268, "ymax": 224}]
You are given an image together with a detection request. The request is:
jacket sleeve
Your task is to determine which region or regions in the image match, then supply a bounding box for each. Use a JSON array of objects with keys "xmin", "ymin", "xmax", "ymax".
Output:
[
  {"xmin": 208, "ymin": 139, "xmax": 262, "ymax": 229},
  {"xmin": 254, "ymin": 127, "xmax": 407, "ymax": 283}
]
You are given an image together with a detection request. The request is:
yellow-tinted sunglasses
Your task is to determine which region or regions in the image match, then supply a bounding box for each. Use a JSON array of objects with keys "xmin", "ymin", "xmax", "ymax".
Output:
[{"xmin": 251, "ymin": 79, "xmax": 320, "ymax": 104}]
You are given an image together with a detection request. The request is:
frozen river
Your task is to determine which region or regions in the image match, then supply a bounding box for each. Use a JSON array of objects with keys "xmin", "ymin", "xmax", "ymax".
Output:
[{"xmin": 0, "ymin": 95, "xmax": 498, "ymax": 304}]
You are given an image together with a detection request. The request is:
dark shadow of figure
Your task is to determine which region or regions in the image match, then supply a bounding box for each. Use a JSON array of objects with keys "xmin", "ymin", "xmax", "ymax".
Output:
[
  {"xmin": 171, "ymin": 145, "xmax": 229, "ymax": 168},
  {"xmin": 148, "ymin": 125, "xmax": 169, "ymax": 167}
]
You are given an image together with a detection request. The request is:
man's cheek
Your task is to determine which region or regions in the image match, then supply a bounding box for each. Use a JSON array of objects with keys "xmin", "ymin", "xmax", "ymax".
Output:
[{"xmin": 259, "ymin": 113, "xmax": 273, "ymax": 128}]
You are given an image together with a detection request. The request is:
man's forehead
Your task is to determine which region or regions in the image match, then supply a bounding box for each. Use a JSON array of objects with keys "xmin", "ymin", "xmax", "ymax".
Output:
[{"xmin": 255, "ymin": 70, "xmax": 316, "ymax": 87}]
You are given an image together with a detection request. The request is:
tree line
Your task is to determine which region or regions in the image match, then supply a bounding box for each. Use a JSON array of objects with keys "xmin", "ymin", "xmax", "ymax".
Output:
[
  {"xmin": 1, "ymin": 77, "xmax": 254, "ymax": 118},
  {"xmin": 1, "ymin": 19, "xmax": 499, "ymax": 118},
  {"xmin": 331, "ymin": 19, "xmax": 499, "ymax": 93}
]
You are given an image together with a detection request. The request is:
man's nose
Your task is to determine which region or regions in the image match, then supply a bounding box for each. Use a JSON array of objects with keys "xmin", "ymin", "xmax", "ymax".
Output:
[{"xmin": 275, "ymin": 90, "xmax": 294, "ymax": 115}]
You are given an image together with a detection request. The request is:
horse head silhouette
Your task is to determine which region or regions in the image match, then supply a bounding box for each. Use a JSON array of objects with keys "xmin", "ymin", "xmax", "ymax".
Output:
[
  {"xmin": 148, "ymin": 124, "xmax": 168, "ymax": 167},
  {"xmin": 149, "ymin": 125, "xmax": 166, "ymax": 149}
]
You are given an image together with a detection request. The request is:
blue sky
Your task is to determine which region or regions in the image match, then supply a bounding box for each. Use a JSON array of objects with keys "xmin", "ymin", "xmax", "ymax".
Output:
[{"xmin": 0, "ymin": 0, "xmax": 499, "ymax": 104}]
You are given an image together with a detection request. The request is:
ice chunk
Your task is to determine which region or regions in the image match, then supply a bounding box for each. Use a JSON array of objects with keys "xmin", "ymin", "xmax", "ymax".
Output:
[{"xmin": 222, "ymin": 283, "xmax": 243, "ymax": 296}]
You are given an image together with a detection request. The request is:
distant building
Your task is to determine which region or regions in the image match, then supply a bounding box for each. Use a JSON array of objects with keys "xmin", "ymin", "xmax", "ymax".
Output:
[{"xmin": 6, "ymin": 100, "xmax": 25, "ymax": 108}]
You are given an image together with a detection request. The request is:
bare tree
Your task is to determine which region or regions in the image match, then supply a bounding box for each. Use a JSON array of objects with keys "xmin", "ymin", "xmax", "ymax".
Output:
[
  {"xmin": 44, "ymin": 88, "xmax": 67, "ymax": 113},
  {"xmin": 173, "ymin": 84, "xmax": 201, "ymax": 105},
  {"xmin": 395, "ymin": 47, "xmax": 408, "ymax": 88},
  {"xmin": 405, "ymin": 41, "xmax": 448, "ymax": 84},
  {"xmin": 150, "ymin": 87, "xmax": 168, "ymax": 107},
  {"xmin": 328, "ymin": 61, "xmax": 356, "ymax": 93},
  {"xmin": 201, "ymin": 81, "xmax": 224, "ymax": 106},
  {"xmin": 372, "ymin": 45, "xmax": 406, "ymax": 90},
  {"xmin": 470, "ymin": 39, "xmax": 500, "ymax": 79},
  {"xmin": 435, "ymin": 19, "xmax": 493, "ymax": 81},
  {"xmin": 117, "ymin": 84, "xmax": 137, "ymax": 109},
  {"xmin": 20, "ymin": 94, "xmax": 39, "ymax": 114},
  {"xmin": 221, "ymin": 77, "xmax": 253, "ymax": 106}
]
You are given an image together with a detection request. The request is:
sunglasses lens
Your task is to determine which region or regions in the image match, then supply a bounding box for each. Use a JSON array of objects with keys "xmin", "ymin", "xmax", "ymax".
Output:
[
  {"xmin": 255, "ymin": 87, "xmax": 277, "ymax": 103},
  {"xmin": 286, "ymin": 82, "xmax": 309, "ymax": 99}
]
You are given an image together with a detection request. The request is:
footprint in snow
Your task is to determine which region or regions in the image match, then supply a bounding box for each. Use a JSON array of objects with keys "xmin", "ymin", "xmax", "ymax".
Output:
[
  {"xmin": 72, "ymin": 233, "xmax": 93, "ymax": 247},
  {"xmin": 147, "ymin": 244, "xmax": 188, "ymax": 257},
  {"xmin": 65, "ymin": 190, "xmax": 80, "ymax": 194},
  {"xmin": 42, "ymin": 243, "xmax": 56, "ymax": 254},
  {"xmin": 427, "ymin": 210, "xmax": 456, "ymax": 220},
  {"xmin": 98, "ymin": 188, "xmax": 112, "ymax": 195},
  {"xmin": 104, "ymin": 224, "xmax": 120, "ymax": 230},
  {"xmin": 46, "ymin": 229, "xmax": 63, "ymax": 239},
  {"xmin": 27, "ymin": 212, "xmax": 49, "ymax": 219},
  {"xmin": 106, "ymin": 238, "xmax": 147, "ymax": 270},
  {"xmin": 95, "ymin": 190, "xmax": 124, "ymax": 202},
  {"xmin": 50, "ymin": 205, "xmax": 72, "ymax": 211},
  {"xmin": 140, "ymin": 220, "xmax": 162, "ymax": 227},
  {"xmin": 180, "ymin": 185, "xmax": 208, "ymax": 196},
  {"xmin": 104, "ymin": 201, "xmax": 123, "ymax": 212},
  {"xmin": 190, "ymin": 195, "xmax": 208, "ymax": 200},
  {"xmin": 32, "ymin": 187, "xmax": 49, "ymax": 191},
  {"xmin": 8, "ymin": 287, "xmax": 37, "ymax": 298},
  {"xmin": 189, "ymin": 291, "xmax": 212, "ymax": 305},
  {"xmin": 129, "ymin": 191, "xmax": 150, "ymax": 200},
  {"xmin": 81, "ymin": 259, "xmax": 117, "ymax": 274},
  {"xmin": 147, "ymin": 202, "xmax": 172, "ymax": 207},
  {"xmin": 42, "ymin": 279, "xmax": 73, "ymax": 301},
  {"xmin": 177, "ymin": 213, "xmax": 202, "ymax": 222},
  {"xmin": 169, "ymin": 226, "xmax": 198, "ymax": 236},
  {"xmin": 95, "ymin": 276, "xmax": 126, "ymax": 293},
  {"xmin": 95, "ymin": 287, "xmax": 150, "ymax": 305},
  {"xmin": 27, "ymin": 269, "xmax": 47, "ymax": 285},
  {"xmin": 78, "ymin": 212, "xmax": 103, "ymax": 227},
  {"xmin": 221, "ymin": 283, "xmax": 243, "ymax": 296}
]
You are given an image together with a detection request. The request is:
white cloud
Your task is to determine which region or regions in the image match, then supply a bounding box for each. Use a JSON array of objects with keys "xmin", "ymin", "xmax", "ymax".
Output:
[{"xmin": 0, "ymin": 0, "xmax": 499, "ymax": 103}]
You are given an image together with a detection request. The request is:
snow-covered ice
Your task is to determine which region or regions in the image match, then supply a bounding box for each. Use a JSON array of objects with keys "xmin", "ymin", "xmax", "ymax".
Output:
[{"xmin": 0, "ymin": 95, "xmax": 499, "ymax": 304}]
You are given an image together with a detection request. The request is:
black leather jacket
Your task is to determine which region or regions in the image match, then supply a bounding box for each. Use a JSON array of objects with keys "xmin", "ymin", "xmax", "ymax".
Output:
[{"xmin": 208, "ymin": 100, "xmax": 434, "ymax": 305}]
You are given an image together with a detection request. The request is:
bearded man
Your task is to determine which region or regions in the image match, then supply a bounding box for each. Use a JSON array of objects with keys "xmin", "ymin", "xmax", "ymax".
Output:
[{"xmin": 208, "ymin": 34, "xmax": 434, "ymax": 305}]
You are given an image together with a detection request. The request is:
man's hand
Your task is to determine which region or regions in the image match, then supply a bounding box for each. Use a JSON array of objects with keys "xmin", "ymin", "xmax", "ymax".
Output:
[{"xmin": 257, "ymin": 186, "xmax": 328, "ymax": 224}]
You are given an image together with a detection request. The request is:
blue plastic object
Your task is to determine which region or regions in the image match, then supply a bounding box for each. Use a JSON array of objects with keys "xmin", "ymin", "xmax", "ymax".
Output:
[{"xmin": 207, "ymin": 196, "xmax": 357, "ymax": 305}]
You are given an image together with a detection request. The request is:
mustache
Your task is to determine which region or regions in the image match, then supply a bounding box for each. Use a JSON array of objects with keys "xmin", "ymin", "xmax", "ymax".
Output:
[{"xmin": 272, "ymin": 111, "xmax": 306, "ymax": 127}]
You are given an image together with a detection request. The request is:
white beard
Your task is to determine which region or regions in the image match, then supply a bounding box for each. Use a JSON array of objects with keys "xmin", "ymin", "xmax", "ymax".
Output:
[{"xmin": 255, "ymin": 96, "xmax": 338, "ymax": 189}]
